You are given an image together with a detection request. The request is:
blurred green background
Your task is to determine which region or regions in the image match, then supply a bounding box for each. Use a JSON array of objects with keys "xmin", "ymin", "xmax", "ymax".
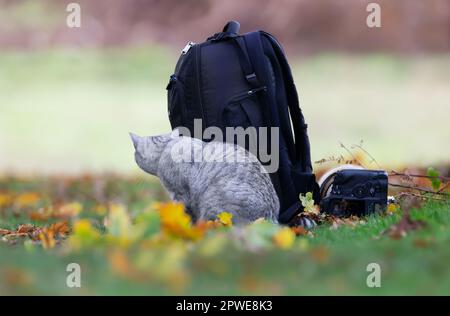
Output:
[{"xmin": 0, "ymin": 0, "xmax": 449, "ymax": 174}]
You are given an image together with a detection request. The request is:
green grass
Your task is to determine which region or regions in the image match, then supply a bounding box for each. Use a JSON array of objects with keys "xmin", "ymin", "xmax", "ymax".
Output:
[
  {"xmin": 0, "ymin": 176, "xmax": 449, "ymax": 295},
  {"xmin": 0, "ymin": 49, "xmax": 449, "ymax": 174},
  {"xmin": 1, "ymin": 48, "xmax": 449, "ymax": 294}
]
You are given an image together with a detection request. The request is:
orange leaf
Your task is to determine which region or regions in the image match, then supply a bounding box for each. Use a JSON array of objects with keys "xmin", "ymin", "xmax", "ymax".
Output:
[
  {"xmin": 48, "ymin": 221, "xmax": 70, "ymax": 238},
  {"xmin": 15, "ymin": 192, "xmax": 40, "ymax": 208},
  {"xmin": 291, "ymin": 226, "xmax": 309, "ymax": 236},
  {"xmin": 39, "ymin": 229, "xmax": 56, "ymax": 250}
]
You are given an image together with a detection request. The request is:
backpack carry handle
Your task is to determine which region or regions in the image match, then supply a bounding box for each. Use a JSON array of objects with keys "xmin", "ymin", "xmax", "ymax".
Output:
[
  {"xmin": 207, "ymin": 21, "xmax": 240, "ymax": 42},
  {"xmin": 222, "ymin": 21, "xmax": 240, "ymax": 35}
]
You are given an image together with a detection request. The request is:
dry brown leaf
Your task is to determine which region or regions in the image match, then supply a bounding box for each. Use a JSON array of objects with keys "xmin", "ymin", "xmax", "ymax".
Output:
[
  {"xmin": 17, "ymin": 224, "xmax": 36, "ymax": 234},
  {"xmin": 0, "ymin": 228, "xmax": 11, "ymax": 236},
  {"xmin": 3, "ymin": 267, "xmax": 33, "ymax": 287},
  {"xmin": 291, "ymin": 226, "xmax": 309, "ymax": 236},
  {"xmin": 413, "ymin": 238, "xmax": 431, "ymax": 248},
  {"xmin": 48, "ymin": 221, "xmax": 70, "ymax": 238},
  {"xmin": 384, "ymin": 209, "xmax": 426, "ymax": 239},
  {"xmin": 310, "ymin": 246, "xmax": 330, "ymax": 264}
]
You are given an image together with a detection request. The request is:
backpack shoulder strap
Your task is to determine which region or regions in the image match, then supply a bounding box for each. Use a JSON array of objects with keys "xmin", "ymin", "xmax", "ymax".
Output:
[{"xmin": 260, "ymin": 31, "xmax": 313, "ymax": 173}]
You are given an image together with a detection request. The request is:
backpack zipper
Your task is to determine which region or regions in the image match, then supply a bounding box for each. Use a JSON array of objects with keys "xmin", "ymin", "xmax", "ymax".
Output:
[
  {"xmin": 227, "ymin": 86, "xmax": 267, "ymax": 103},
  {"xmin": 181, "ymin": 41, "xmax": 195, "ymax": 55},
  {"xmin": 194, "ymin": 44, "xmax": 206, "ymax": 122}
]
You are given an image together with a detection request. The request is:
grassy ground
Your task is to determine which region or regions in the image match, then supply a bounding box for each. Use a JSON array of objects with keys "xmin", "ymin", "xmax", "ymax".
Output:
[
  {"xmin": 0, "ymin": 49, "xmax": 449, "ymax": 174},
  {"xmin": 0, "ymin": 175, "xmax": 449, "ymax": 295},
  {"xmin": 0, "ymin": 46, "xmax": 449, "ymax": 295}
]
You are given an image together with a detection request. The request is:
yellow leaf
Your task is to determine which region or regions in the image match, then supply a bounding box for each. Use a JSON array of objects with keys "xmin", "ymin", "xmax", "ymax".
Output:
[
  {"xmin": 69, "ymin": 219, "xmax": 101, "ymax": 250},
  {"xmin": 73, "ymin": 219, "xmax": 100, "ymax": 238},
  {"xmin": 273, "ymin": 227, "xmax": 296, "ymax": 249},
  {"xmin": 217, "ymin": 212, "xmax": 233, "ymax": 227},
  {"xmin": 58, "ymin": 202, "xmax": 83, "ymax": 217},
  {"xmin": 0, "ymin": 192, "xmax": 12, "ymax": 208},
  {"xmin": 155, "ymin": 202, "xmax": 202, "ymax": 240},
  {"xmin": 387, "ymin": 203, "xmax": 399, "ymax": 215},
  {"xmin": 15, "ymin": 192, "xmax": 40, "ymax": 208},
  {"xmin": 157, "ymin": 202, "xmax": 191, "ymax": 228}
]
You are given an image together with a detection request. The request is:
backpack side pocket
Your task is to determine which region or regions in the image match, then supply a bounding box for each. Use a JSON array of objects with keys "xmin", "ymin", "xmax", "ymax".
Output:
[{"xmin": 167, "ymin": 75, "xmax": 186, "ymax": 130}]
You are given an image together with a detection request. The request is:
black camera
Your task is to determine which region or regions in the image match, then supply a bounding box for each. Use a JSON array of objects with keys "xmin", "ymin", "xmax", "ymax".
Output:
[{"xmin": 319, "ymin": 168, "xmax": 388, "ymax": 217}]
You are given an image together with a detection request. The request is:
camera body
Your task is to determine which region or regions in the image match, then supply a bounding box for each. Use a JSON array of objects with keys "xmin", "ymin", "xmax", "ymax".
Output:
[{"xmin": 320, "ymin": 169, "xmax": 388, "ymax": 217}]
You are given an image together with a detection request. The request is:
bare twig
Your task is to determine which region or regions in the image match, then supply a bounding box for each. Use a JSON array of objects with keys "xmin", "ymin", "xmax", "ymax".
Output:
[
  {"xmin": 390, "ymin": 170, "xmax": 450, "ymax": 182},
  {"xmin": 351, "ymin": 142, "xmax": 381, "ymax": 169},
  {"xmin": 394, "ymin": 191, "xmax": 447, "ymax": 202},
  {"xmin": 339, "ymin": 142, "xmax": 366, "ymax": 168},
  {"xmin": 388, "ymin": 182, "xmax": 449, "ymax": 196},
  {"xmin": 314, "ymin": 155, "xmax": 346, "ymax": 165}
]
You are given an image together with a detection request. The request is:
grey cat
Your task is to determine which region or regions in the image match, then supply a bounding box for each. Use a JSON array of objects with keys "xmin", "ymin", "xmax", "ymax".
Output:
[{"xmin": 130, "ymin": 130, "xmax": 279, "ymax": 224}]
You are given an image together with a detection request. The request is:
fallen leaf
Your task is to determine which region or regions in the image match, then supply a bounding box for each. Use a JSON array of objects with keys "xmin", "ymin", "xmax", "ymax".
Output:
[
  {"xmin": 73, "ymin": 219, "xmax": 99, "ymax": 237},
  {"xmin": 0, "ymin": 228, "xmax": 11, "ymax": 235},
  {"xmin": 273, "ymin": 227, "xmax": 296, "ymax": 249},
  {"xmin": 0, "ymin": 224, "xmax": 42, "ymax": 244},
  {"xmin": 155, "ymin": 202, "xmax": 204, "ymax": 241},
  {"xmin": 39, "ymin": 229, "xmax": 56, "ymax": 250},
  {"xmin": 58, "ymin": 202, "xmax": 83, "ymax": 217},
  {"xmin": 0, "ymin": 192, "xmax": 12, "ymax": 208},
  {"xmin": 413, "ymin": 238, "xmax": 431, "ymax": 248},
  {"xmin": 17, "ymin": 224, "xmax": 36, "ymax": 234},
  {"xmin": 291, "ymin": 226, "xmax": 309, "ymax": 236},
  {"xmin": 14, "ymin": 192, "xmax": 40, "ymax": 208},
  {"xmin": 387, "ymin": 203, "xmax": 400, "ymax": 215},
  {"xmin": 384, "ymin": 209, "xmax": 426, "ymax": 239},
  {"xmin": 217, "ymin": 212, "xmax": 233, "ymax": 227},
  {"xmin": 326, "ymin": 214, "xmax": 363, "ymax": 230},
  {"xmin": 3, "ymin": 267, "xmax": 33, "ymax": 287},
  {"xmin": 48, "ymin": 221, "xmax": 70, "ymax": 238},
  {"xmin": 299, "ymin": 192, "xmax": 319, "ymax": 215},
  {"xmin": 68, "ymin": 219, "xmax": 101, "ymax": 249},
  {"xmin": 310, "ymin": 246, "xmax": 330, "ymax": 264},
  {"xmin": 29, "ymin": 209, "xmax": 52, "ymax": 221}
]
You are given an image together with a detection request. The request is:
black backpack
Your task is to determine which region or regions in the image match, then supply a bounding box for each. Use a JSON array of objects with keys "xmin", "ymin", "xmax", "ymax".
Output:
[{"xmin": 166, "ymin": 21, "xmax": 320, "ymax": 223}]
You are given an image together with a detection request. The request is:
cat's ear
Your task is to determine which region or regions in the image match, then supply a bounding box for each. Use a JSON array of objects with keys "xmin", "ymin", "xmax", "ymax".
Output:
[
  {"xmin": 170, "ymin": 128, "xmax": 180, "ymax": 139},
  {"xmin": 129, "ymin": 132, "xmax": 142, "ymax": 149}
]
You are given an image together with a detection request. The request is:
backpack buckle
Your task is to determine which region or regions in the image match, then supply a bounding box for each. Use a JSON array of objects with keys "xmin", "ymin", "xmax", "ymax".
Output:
[{"xmin": 245, "ymin": 73, "xmax": 259, "ymax": 85}]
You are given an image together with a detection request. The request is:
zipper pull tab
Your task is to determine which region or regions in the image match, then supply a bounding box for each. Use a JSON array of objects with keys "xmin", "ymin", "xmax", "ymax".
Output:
[
  {"xmin": 181, "ymin": 41, "xmax": 195, "ymax": 54},
  {"xmin": 248, "ymin": 86, "xmax": 267, "ymax": 95},
  {"xmin": 166, "ymin": 75, "xmax": 177, "ymax": 90}
]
